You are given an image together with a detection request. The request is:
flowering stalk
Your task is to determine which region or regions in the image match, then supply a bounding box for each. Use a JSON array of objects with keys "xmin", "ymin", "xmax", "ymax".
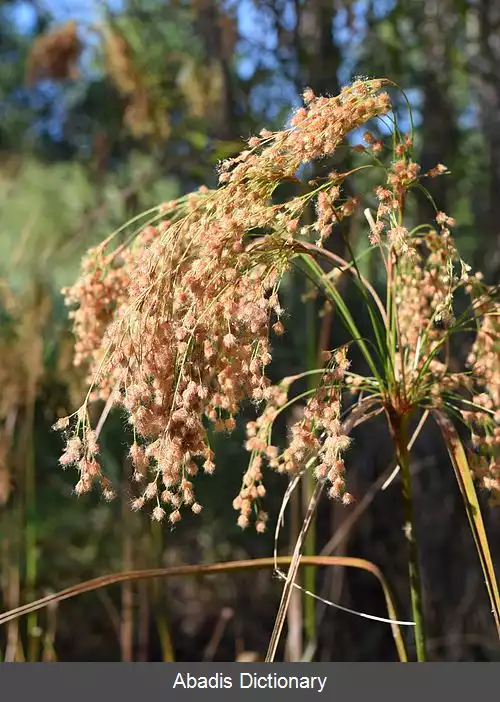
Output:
[
  {"xmin": 0, "ymin": 555, "xmax": 409, "ymax": 662},
  {"xmin": 55, "ymin": 78, "xmax": 500, "ymax": 660},
  {"xmin": 388, "ymin": 411, "xmax": 427, "ymax": 662}
]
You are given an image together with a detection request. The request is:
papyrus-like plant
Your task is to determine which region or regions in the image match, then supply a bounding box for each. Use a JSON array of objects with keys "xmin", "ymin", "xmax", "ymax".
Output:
[{"xmin": 55, "ymin": 79, "xmax": 500, "ymax": 661}]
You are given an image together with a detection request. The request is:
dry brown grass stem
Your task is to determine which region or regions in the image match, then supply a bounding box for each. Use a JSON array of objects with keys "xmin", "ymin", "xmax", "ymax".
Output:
[{"xmin": 0, "ymin": 555, "xmax": 407, "ymax": 661}]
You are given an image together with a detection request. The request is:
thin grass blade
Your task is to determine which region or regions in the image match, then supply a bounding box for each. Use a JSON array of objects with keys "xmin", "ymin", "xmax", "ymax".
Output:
[
  {"xmin": 0, "ymin": 555, "xmax": 408, "ymax": 661},
  {"xmin": 433, "ymin": 409, "xmax": 500, "ymax": 638}
]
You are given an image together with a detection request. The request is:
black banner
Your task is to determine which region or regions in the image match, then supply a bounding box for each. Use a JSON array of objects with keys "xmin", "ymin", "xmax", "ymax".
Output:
[{"xmin": 0, "ymin": 662, "xmax": 492, "ymax": 701}]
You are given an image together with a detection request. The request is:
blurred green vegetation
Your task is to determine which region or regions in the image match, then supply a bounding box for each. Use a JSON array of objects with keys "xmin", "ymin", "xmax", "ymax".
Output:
[{"xmin": 1, "ymin": 0, "xmax": 500, "ymax": 662}]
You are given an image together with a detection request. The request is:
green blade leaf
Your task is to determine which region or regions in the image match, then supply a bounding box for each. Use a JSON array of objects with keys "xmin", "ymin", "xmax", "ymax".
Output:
[{"xmin": 433, "ymin": 410, "xmax": 500, "ymax": 639}]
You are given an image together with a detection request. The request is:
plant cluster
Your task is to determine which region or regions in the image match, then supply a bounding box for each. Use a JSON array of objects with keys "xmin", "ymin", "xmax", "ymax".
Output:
[
  {"xmin": 56, "ymin": 78, "xmax": 500, "ymax": 659},
  {"xmin": 58, "ymin": 78, "xmax": 499, "ymax": 523}
]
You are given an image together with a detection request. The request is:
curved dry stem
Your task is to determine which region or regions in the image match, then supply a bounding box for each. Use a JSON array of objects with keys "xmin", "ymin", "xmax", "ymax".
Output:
[
  {"xmin": 0, "ymin": 555, "xmax": 407, "ymax": 661},
  {"xmin": 267, "ymin": 481, "xmax": 324, "ymax": 663},
  {"xmin": 266, "ymin": 397, "xmax": 390, "ymax": 663}
]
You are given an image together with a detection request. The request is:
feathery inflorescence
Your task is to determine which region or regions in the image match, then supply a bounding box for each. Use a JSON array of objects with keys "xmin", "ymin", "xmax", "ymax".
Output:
[{"xmin": 57, "ymin": 78, "xmax": 500, "ymax": 524}]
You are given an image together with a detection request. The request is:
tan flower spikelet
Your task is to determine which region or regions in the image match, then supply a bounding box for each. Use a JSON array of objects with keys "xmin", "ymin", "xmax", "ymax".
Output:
[
  {"xmin": 464, "ymin": 297, "xmax": 500, "ymax": 493},
  {"xmin": 26, "ymin": 21, "xmax": 82, "ymax": 87},
  {"xmin": 98, "ymin": 24, "xmax": 171, "ymax": 140},
  {"xmin": 238, "ymin": 349, "xmax": 352, "ymax": 529},
  {"xmin": 57, "ymin": 75, "xmax": 500, "ymax": 519},
  {"xmin": 368, "ymin": 143, "xmax": 500, "ymax": 497},
  {"xmin": 58, "ymin": 79, "xmax": 394, "ymax": 524},
  {"xmin": 394, "ymin": 223, "xmax": 460, "ymax": 378},
  {"xmin": 101, "ymin": 27, "xmax": 137, "ymax": 96}
]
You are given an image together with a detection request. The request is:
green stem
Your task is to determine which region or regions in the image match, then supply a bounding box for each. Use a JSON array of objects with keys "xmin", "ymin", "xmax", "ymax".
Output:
[
  {"xmin": 390, "ymin": 412, "xmax": 427, "ymax": 662},
  {"xmin": 151, "ymin": 523, "xmax": 175, "ymax": 661}
]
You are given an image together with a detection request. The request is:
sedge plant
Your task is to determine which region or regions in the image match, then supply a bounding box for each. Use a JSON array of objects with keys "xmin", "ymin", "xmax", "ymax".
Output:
[{"xmin": 51, "ymin": 78, "xmax": 500, "ymax": 661}]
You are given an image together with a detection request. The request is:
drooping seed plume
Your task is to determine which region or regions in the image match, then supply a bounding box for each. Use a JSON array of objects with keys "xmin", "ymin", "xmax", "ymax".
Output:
[{"xmin": 56, "ymin": 77, "xmax": 500, "ymax": 525}]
